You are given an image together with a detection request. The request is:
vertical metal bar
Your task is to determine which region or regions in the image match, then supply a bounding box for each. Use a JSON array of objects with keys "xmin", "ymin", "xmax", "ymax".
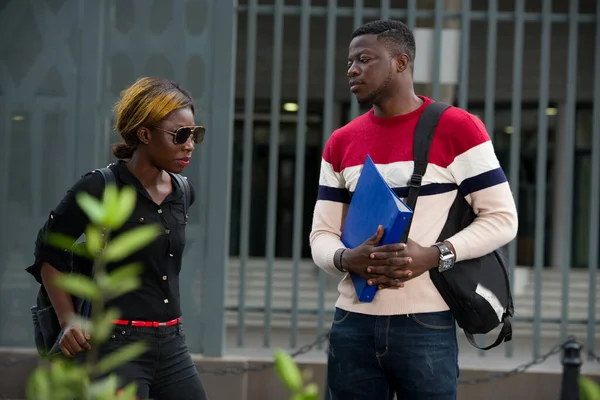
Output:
[
  {"xmin": 559, "ymin": 0, "xmax": 579, "ymax": 343},
  {"xmin": 201, "ymin": 0, "xmax": 237, "ymax": 357},
  {"xmin": 380, "ymin": 0, "xmax": 390, "ymax": 20},
  {"xmin": 483, "ymin": 0, "xmax": 497, "ymax": 141},
  {"xmin": 457, "ymin": 0, "xmax": 471, "ymax": 110},
  {"xmin": 407, "ymin": 0, "xmax": 416, "ymax": 31},
  {"xmin": 533, "ymin": 0, "xmax": 552, "ymax": 359},
  {"xmin": 75, "ymin": 0, "xmax": 106, "ymax": 175},
  {"xmin": 476, "ymin": 0, "xmax": 498, "ymax": 356},
  {"xmin": 431, "ymin": 0, "xmax": 443, "ymax": 100},
  {"xmin": 236, "ymin": 0, "xmax": 258, "ymax": 348},
  {"xmin": 586, "ymin": 0, "xmax": 600, "ymax": 359},
  {"xmin": 290, "ymin": 0, "xmax": 311, "ymax": 348},
  {"xmin": 506, "ymin": 0, "xmax": 525, "ymax": 359},
  {"xmin": 319, "ymin": 0, "xmax": 337, "ymax": 348},
  {"xmin": 349, "ymin": 0, "xmax": 363, "ymax": 120},
  {"xmin": 264, "ymin": 0, "xmax": 284, "ymax": 348}
]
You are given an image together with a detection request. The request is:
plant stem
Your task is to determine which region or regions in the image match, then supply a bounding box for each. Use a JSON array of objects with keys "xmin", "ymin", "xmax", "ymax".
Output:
[{"xmin": 86, "ymin": 228, "xmax": 112, "ymax": 375}]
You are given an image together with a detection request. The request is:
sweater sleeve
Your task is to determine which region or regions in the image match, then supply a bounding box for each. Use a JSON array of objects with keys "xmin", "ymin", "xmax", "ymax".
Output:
[
  {"xmin": 444, "ymin": 113, "xmax": 519, "ymax": 262},
  {"xmin": 309, "ymin": 133, "xmax": 350, "ymax": 276}
]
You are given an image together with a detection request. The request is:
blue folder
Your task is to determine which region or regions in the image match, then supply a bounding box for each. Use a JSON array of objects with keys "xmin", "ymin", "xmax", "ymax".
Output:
[{"xmin": 340, "ymin": 155, "xmax": 414, "ymax": 302}]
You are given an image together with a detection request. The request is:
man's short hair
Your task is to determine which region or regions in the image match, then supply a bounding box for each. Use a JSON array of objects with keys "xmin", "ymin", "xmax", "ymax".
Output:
[{"xmin": 351, "ymin": 20, "xmax": 416, "ymax": 65}]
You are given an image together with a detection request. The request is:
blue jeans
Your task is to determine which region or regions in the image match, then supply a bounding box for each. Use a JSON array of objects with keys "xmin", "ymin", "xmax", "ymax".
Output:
[{"xmin": 327, "ymin": 308, "xmax": 459, "ymax": 400}]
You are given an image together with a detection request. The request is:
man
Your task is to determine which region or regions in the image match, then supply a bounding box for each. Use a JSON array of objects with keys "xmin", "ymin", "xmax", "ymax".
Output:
[{"xmin": 309, "ymin": 20, "xmax": 518, "ymax": 399}]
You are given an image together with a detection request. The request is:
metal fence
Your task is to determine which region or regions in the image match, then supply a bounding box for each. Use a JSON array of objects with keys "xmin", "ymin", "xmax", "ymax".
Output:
[{"xmin": 0, "ymin": 0, "xmax": 598, "ymax": 367}]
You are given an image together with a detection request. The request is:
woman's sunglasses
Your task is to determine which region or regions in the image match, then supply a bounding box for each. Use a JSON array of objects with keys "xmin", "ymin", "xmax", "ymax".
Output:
[{"xmin": 152, "ymin": 125, "xmax": 206, "ymax": 145}]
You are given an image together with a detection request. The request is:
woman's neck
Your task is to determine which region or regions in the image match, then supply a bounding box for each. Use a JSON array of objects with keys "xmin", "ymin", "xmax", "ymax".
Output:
[{"xmin": 126, "ymin": 152, "xmax": 165, "ymax": 188}]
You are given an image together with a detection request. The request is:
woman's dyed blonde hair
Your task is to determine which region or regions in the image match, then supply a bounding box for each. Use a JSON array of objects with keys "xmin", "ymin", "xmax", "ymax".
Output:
[{"xmin": 112, "ymin": 77, "xmax": 194, "ymax": 159}]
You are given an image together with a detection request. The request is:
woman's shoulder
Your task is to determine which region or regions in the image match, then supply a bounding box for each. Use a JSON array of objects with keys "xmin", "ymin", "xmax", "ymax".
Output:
[{"xmin": 69, "ymin": 165, "xmax": 116, "ymax": 199}]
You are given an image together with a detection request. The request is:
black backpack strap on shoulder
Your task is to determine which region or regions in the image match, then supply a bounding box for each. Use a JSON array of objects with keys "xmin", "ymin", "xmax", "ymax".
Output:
[
  {"xmin": 93, "ymin": 164, "xmax": 116, "ymax": 186},
  {"xmin": 171, "ymin": 174, "xmax": 190, "ymax": 220},
  {"xmin": 400, "ymin": 101, "xmax": 451, "ymax": 243}
]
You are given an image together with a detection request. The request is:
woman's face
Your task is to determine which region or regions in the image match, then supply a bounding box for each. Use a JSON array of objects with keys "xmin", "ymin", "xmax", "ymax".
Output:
[{"xmin": 145, "ymin": 107, "xmax": 196, "ymax": 174}]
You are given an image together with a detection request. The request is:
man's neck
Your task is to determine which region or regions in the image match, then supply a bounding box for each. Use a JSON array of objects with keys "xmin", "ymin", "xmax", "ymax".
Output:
[{"xmin": 372, "ymin": 91, "xmax": 423, "ymax": 118}]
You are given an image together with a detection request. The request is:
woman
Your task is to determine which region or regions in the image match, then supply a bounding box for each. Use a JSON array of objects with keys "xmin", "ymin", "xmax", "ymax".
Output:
[{"xmin": 27, "ymin": 76, "xmax": 208, "ymax": 400}]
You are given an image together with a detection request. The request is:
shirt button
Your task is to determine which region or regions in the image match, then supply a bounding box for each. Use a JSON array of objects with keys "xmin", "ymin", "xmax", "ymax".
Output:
[
  {"xmin": 164, "ymin": 299, "xmax": 169, "ymax": 304},
  {"xmin": 162, "ymin": 275, "xmax": 167, "ymax": 280},
  {"xmin": 157, "ymin": 209, "xmax": 163, "ymax": 214},
  {"xmin": 165, "ymin": 229, "xmax": 170, "ymax": 234},
  {"xmin": 139, "ymin": 217, "xmax": 145, "ymax": 223},
  {"xmin": 169, "ymin": 253, "xmax": 173, "ymax": 257}
]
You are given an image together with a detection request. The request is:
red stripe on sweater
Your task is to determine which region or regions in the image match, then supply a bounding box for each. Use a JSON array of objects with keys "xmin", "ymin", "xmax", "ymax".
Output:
[{"xmin": 323, "ymin": 97, "xmax": 491, "ymax": 173}]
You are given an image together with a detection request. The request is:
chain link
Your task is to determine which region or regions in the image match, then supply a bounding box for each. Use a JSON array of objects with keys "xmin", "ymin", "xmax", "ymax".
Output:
[
  {"xmin": 0, "ymin": 334, "xmax": 597, "ymax": 385},
  {"xmin": 195, "ymin": 332, "xmax": 331, "ymax": 375},
  {"xmin": 588, "ymin": 350, "xmax": 600, "ymax": 363},
  {"xmin": 458, "ymin": 343, "xmax": 564, "ymax": 385}
]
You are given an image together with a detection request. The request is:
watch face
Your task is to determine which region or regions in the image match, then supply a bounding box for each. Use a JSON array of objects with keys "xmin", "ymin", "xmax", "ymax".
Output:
[{"xmin": 439, "ymin": 255, "xmax": 454, "ymax": 271}]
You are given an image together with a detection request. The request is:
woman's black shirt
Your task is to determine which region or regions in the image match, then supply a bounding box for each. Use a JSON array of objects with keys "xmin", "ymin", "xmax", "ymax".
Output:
[{"xmin": 26, "ymin": 161, "xmax": 195, "ymax": 321}]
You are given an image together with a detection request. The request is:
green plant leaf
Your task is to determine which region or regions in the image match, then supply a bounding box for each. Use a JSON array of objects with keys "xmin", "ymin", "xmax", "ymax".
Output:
[
  {"xmin": 26, "ymin": 368, "xmax": 51, "ymax": 400},
  {"xmin": 302, "ymin": 383, "xmax": 320, "ymax": 400},
  {"xmin": 91, "ymin": 308, "xmax": 122, "ymax": 344},
  {"xmin": 104, "ymin": 224, "xmax": 161, "ymax": 262},
  {"xmin": 106, "ymin": 276, "xmax": 142, "ymax": 301},
  {"xmin": 76, "ymin": 192, "xmax": 106, "ymax": 226},
  {"xmin": 53, "ymin": 274, "xmax": 100, "ymax": 300},
  {"xmin": 44, "ymin": 232, "xmax": 76, "ymax": 252},
  {"xmin": 85, "ymin": 226, "xmax": 104, "ymax": 256},
  {"xmin": 105, "ymin": 185, "xmax": 137, "ymax": 230},
  {"xmin": 107, "ymin": 263, "xmax": 143, "ymax": 284},
  {"xmin": 274, "ymin": 348, "xmax": 303, "ymax": 392},
  {"xmin": 580, "ymin": 376, "xmax": 600, "ymax": 400},
  {"xmin": 94, "ymin": 341, "xmax": 148, "ymax": 376},
  {"xmin": 102, "ymin": 184, "xmax": 119, "ymax": 217},
  {"xmin": 89, "ymin": 374, "xmax": 120, "ymax": 398},
  {"xmin": 119, "ymin": 381, "xmax": 139, "ymax": 398}
]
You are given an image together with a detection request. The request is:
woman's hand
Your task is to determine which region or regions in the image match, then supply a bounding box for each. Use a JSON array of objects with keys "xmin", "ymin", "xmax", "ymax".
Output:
[{"xmin": 59, "ymin": 323, "xmax": 91, "ymax": 358}]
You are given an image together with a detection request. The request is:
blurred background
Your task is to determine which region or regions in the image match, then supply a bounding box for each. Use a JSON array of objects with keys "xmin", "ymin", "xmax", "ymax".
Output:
[{"xmin": 0, "ymin": 0, "xmax": 599, "ymax": 398}]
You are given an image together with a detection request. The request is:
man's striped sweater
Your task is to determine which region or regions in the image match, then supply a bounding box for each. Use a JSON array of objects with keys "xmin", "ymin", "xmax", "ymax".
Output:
[{"xmin": 309, "ymin": 96, "xmax": 518, "ymax": 316}]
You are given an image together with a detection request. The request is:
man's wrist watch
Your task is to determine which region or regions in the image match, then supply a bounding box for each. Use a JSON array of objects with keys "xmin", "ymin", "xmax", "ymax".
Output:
[{"xmin": 433, "ymin": 242, "xmax": 455, "ymax": 272}]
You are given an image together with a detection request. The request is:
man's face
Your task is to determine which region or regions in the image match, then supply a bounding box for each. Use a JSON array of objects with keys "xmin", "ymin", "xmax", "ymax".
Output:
[{"xmin": 347, "ymin": 34, "xmax": 395, "ymax": 106}]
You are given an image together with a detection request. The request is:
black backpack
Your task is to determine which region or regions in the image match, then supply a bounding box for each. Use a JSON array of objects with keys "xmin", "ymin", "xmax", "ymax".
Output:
[
  {"xmin": 29, "ymin": 166, "xmax": 192, "ymax": 357},
  {"xmin": 401, "ymin": 101, "xmax": 514, "ymax": 351},
  {"xmin": 29, "ymin": 166, "xmax": 116, "ymax": 357}
]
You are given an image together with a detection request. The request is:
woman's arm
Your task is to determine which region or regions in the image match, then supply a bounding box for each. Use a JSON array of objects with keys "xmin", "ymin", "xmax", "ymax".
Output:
[{"xmin": 27, "ymin": 170, "xmax": 107, "ymax": 356}]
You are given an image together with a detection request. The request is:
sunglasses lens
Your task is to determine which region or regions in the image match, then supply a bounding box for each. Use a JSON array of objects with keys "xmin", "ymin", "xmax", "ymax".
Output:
[
  {"xmin": 175, "ymin": 127, "xmax": 192, "ymax": 144},
  {"xmin": 192, "ymin": 127, "xmax": 206, "ymax": 143}
]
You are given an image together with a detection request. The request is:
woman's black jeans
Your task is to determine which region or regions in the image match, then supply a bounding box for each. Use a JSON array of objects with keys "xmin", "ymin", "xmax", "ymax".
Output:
[{"xmin": 81, "ymin": 321, "xmax": 208, "ymax": 400}]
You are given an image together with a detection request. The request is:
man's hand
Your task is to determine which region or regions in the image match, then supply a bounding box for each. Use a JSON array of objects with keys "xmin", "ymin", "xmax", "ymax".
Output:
[
  {"xmin": 59, "ymin": 323, "xmax": 91, "ymax": 358},
  {"xmin": 365, "ymin": 238, "xmax": 442, "ymax": 288},
  {"xmin": 340, "ymin": 226, "xmax": 414, "ymax": 288}
]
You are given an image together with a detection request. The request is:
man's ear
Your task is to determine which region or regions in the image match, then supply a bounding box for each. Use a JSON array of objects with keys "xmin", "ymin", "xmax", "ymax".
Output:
[
  {"xmin": 395, "ymin": 54, "xmax": 410, "ymax": 73},
  {"xmin": 137, "ymin": 127, "xmax": 150, "ymax": 144}
]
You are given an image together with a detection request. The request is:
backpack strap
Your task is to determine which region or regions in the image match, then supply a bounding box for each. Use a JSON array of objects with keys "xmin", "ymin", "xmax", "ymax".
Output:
[
  {"xmin": 465, "ymin": 317, "xmax": 513, "ymax": 350},
  {"xmin": 400, "ymin": 101, "xmax": 451, "ymax": 243},
  {"xmin": 93, "ymin": 165, "xmax": 116, "ymax": 186},
  {"xmin": 171, "ymin": 174, "xmax": 190, "ymax": 222}
]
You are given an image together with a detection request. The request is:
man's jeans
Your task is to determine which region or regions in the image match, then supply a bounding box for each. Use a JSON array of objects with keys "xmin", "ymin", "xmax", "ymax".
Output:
[{"xmin": 327, "ymin": 308, "xmax": 459, "ymax": 400}]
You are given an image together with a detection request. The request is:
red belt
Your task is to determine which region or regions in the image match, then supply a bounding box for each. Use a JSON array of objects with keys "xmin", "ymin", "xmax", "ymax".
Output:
[{"xmin": 112, "ymin": 316, "xmax": 181, "ymax": 327}]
